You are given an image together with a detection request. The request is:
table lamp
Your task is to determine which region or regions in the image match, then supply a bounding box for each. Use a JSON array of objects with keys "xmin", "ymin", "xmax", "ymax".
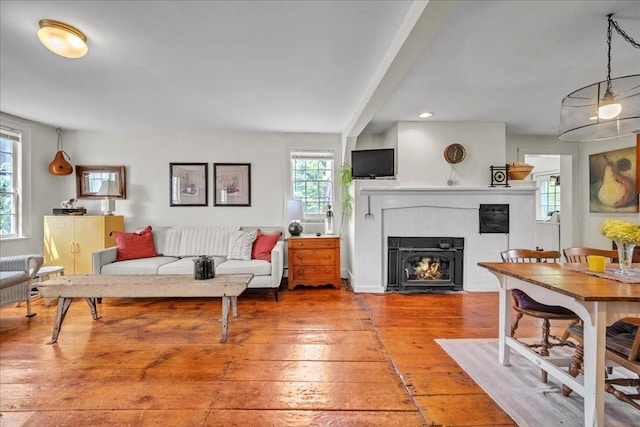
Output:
[
  {"xmin": 286, "ymin": 200, "xmax": 304, "ymax": 236},
  {"xmin": 97, "ymin": 180, "xmax": 119, "ymax": 215}
]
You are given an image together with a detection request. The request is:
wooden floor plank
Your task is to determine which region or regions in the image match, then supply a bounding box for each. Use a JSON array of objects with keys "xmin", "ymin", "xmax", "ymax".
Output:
[
  {"xmin": 1, "ymin": 284, "xmax": 527, "ymax": 425},
  {"xmin": 0, "ymin": 409, "xmax": 426, "ymax": 427}
]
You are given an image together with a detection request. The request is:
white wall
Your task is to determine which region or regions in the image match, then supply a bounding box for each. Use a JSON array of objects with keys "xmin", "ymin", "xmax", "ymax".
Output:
[
  {"xmin": 1, "ymin": 114, "xmax": 345, "ymax": 263},
  {"xmin": 0, "ymin": 113, "xmax": 60, "ymax": 256},
  {"xmin": 396, "ymin": 121, "xmax": 505, "ymax": 187},
  {"xmin": 62, "ymin": 130, "xmax": 341, "ymax": 230},
  {"xmin": 527, "ymin": 155, "xmax": 560, "ymax": 177}
]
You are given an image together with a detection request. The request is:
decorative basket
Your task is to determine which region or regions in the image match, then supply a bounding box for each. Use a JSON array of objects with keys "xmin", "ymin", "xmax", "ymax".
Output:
[{"xmin": 507, "ymin": 164, "xmax": 534, "ymax": 180}]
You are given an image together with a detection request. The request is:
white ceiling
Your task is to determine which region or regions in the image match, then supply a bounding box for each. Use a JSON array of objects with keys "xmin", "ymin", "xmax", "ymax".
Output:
[{"xmin": 1, "ymin": 1, "xmax": 639, "ymax": 138}]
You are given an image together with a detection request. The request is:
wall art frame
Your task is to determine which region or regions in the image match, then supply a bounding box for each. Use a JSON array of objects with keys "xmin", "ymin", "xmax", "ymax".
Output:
[
  {"xmin": 589, "ymin": 146, "xmax": 638, "ymax": 213},
  {"xmin": 169, "ymin": 163, "xmax": 208, "ymax": 207},
  {"xmin": 214, "ymin": 163, "xmax": 251, "ymax": 207},
  {"xmin": 76, "ymin": 165, "xmax": 126, "ymax": 199}
]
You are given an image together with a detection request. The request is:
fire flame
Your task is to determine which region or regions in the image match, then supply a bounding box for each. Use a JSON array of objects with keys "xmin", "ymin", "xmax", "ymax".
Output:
[{"xmin": 413, "ymin": 257, "xmax": 442, "ymax": 280}]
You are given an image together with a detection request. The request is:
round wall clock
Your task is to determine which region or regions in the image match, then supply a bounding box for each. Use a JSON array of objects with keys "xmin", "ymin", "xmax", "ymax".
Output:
[{"xmin": 444, "ymin": 143, "xmax": 466, "ymax": 164}]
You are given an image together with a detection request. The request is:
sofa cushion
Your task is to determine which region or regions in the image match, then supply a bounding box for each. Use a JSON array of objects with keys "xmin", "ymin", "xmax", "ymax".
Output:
[
  {"xmin": 228, "ymin": 230, "xmax": 257, "ymax": 261},
  {"xmin": 512, "ymin": 289, "xmax": 574, "ymax": 314},
  {"xmin": 162, "ymin": 228, "xmax": 184, "ymax": 257},
  {"xmin": 111, "ymin": 226, "xmax": 158, "ymax": 261},
  {"xmin": 101, "ymin": 256, "xmax": 179, "ymax": 275},
  {"xmin": 144, "ymin": 226, "xmax": 170, "ymax": 255},
  {"xmin": 251, "ymin": 230, "xmax": 282, "ymax": 262},
  {"xmin": 157, "ymin": 256, "xmax": 226, "ymax": 275},
  {"xmin": 177, "ymin": 226, "xmax": 240, "ymax": 257},
  {"xmin": 217, "ymin": 259, "xmax": 271, "ymax": 276}
]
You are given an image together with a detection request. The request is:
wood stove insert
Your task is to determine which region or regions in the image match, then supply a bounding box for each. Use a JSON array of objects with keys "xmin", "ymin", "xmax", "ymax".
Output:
[{"xmin": 387, "ymin": 236, "xmax": 464, "ymax": 292}]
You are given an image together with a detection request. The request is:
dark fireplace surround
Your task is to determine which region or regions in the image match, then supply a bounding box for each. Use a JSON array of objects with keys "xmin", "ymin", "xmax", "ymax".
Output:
[{"xmin": 387, "ymin": 236, "xmax": 464, "ymax": 292}]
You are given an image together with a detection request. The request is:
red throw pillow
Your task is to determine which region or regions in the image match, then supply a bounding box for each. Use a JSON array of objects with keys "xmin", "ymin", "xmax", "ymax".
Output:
[
  {"xmin": 251, "ymin": 230, "xmax": 282, "ymax": 262},
  {"xmin": 110, "ymin": 226, "xmax": 158, "ymax": 261}
]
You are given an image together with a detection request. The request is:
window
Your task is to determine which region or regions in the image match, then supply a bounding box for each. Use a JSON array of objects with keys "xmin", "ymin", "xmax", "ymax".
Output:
[
  {"xmin": 536, "ymin": 174, "xmax": 561, "ymax": 220},
  {"xmin": 0, "ymin": 126, "xmax": 21, "ymax": 238},
  {"xmin": 290, "ymin": 151, "xmax": 334, "ymax": 218}
]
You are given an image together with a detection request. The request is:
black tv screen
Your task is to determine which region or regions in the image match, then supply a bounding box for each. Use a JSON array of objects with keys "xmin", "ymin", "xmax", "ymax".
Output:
[{"xmin": 351, "ymin": 148, "xmax": 395, "ymax": 179}]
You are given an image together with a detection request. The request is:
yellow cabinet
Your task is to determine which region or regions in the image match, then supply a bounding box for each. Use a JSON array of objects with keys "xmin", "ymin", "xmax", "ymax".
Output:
[{"xmin": 44, "ymin": 215, "xmax": 124, "ymax": 274}]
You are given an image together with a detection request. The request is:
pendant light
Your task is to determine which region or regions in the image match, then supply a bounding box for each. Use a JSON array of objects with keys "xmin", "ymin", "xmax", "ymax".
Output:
[
  {"xmin": 48, "ymin": 128, "xmax": 73, "ymax": 176},
  {"xmin": 558, "ymin": 14, "xmax": 640, "ymax": 142},
  {"xmin": 37, "ymin": 19, "xmax": 88, "ymax": 59}
]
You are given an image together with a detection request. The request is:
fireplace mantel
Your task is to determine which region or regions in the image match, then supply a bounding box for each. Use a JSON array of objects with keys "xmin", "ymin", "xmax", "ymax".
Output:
[
  {"xmin": 349, "ymin": 184, "xmax": 536, "ymax": 293},
  {"xmin": 359, "ymin": 185, "xmax": 535, "ymax": 196}
]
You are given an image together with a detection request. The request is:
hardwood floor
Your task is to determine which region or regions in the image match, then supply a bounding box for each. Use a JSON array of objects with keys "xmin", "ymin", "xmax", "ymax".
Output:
[{"xmin": 0, "ymin": 281, "xmax": 558, "ymax": 426}]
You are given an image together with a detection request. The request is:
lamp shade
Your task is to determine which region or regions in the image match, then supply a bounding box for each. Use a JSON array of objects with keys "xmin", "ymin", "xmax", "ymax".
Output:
[
  {"xmin": 286, "ymin": 200, "xmax": 304, "ymax": 236},
  {"xmin": 286, "ymin": 200, "xmax": 304, "ymax": 222},
  {"xmin": 559, "ymin": 75, "xmax": 640, "ymax": 142}
]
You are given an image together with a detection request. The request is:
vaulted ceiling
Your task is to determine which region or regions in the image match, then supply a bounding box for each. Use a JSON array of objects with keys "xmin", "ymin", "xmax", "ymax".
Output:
[{"xmin": 1, "ymin": 1, "xmax": 638, "ymax": 138}]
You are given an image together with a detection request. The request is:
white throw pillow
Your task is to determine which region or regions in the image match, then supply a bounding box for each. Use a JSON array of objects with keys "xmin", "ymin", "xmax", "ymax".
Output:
[{"xmin": 227, "ymin": 230, "xmax": 257, "ymax": 260}]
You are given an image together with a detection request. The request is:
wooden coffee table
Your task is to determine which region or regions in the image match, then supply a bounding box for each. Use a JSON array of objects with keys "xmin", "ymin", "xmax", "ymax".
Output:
[{"xmin": 37, "ymin": 274, "xmax": 253, "ymax": 344}]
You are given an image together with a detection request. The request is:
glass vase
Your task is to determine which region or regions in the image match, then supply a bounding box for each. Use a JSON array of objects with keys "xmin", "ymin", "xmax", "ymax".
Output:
[{"xmin": 615, "ymin": 241, "xmax": 636, "ymax": 275}]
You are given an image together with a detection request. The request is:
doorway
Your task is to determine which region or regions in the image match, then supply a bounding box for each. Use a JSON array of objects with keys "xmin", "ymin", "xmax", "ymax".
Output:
[{"xmin": 524, "ymin": 154, "xmax": 573, "ymax": 253}]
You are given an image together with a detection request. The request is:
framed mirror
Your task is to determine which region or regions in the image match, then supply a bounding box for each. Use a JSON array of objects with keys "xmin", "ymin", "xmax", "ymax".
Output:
[{"xmin": 76, "ymin": 165, "xmax": 126, "ymax": 199}]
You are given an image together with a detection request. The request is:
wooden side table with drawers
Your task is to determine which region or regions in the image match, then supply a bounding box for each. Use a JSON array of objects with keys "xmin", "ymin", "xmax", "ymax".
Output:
[{"xmin": 288, "ymin": 235, "xmax": 340, "ymax": 290}]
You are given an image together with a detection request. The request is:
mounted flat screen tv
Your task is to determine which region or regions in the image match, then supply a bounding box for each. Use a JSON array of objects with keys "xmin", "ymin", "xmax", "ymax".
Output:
[{"xmin": 351, "ymin": 148, "xmax": 395, "ymax": 179}]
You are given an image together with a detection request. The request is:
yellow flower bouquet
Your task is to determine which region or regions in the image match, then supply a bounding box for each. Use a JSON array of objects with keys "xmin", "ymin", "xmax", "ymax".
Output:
[{"xmin": 600, "ymin": 219, "xmax": 640, "ymax": 245}]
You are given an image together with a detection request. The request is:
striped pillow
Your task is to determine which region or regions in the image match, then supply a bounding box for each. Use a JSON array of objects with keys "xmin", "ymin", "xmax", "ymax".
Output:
[{"xmin": 228, "ymin": 230, "xmax": 258, "ymax": 260}]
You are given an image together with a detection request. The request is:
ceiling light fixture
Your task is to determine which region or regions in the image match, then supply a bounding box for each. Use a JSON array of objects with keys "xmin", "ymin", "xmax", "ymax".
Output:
[
  {"xmin": 37, "ymin": 19, "xmax": 88, "ymax": 58},
  {"xmin": 558, "ymin": 14, "xmax": 639, "ymax": 142},
  {"xmin": 418, "ymin": 112, "xmax": 434, "ymax": 119}
]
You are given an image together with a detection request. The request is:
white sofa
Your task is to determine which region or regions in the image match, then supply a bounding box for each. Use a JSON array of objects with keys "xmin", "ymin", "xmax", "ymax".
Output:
[{"xmin": 92, "ymin": 226, "xmax": 284, "ymax": 301}]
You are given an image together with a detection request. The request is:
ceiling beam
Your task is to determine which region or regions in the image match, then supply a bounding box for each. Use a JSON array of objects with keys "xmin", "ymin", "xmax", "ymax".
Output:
[{"xmin": 342, "ymin": 0, "xmax": 458, "ymax": 140}]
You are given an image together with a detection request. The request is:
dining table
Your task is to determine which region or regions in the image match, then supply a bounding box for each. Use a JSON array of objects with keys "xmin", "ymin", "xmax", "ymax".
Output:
[{"xmin": 477, "ymin": 261, "xmax": 640, "ymax": 427}]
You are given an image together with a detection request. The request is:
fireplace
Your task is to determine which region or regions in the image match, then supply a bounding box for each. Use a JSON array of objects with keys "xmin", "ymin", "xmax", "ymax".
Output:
[{"xmin": 387, "ymin": 236, "xmax": 464, "ymax": 292}]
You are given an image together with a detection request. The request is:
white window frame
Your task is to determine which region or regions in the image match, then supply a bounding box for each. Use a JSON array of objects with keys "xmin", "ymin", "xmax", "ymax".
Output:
[
  {"xmin": 534, "ymin": 172, "xmax": 561, "ymax": 220},
  {"xmin": 289, "ymin": 149, "xmax": 336, "ymax": 222},
  {"xmin": 0, "ymin": 126, "xmax": 22, "ymax": 239}
]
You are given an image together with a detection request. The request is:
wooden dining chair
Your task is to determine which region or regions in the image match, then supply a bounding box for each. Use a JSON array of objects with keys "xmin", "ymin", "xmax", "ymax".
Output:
[
  {"xmin": 562, "ymin": 247, "xmax": 618, "ymax": 368},
  {"xmin": 563, "ymin": 247, "xmax": 618, "ymax": 263},
  {"xmin": 500, "ymin": 249, "xmax": 581, "ymax": 383},
  {"xmin": 562, "ymin": 317, "xmax": 640, "ymax": 410}
]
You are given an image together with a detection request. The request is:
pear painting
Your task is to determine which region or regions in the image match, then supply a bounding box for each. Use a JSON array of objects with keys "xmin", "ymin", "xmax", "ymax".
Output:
[{"xmin": 589, "ymin": 147, "xmax": 638, "ymax": 213}]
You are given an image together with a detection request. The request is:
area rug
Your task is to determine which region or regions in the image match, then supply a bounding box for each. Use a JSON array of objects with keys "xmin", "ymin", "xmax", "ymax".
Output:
[{"xmin": 436, "ymin": 338, "xmax": 638, "ymax": 427}]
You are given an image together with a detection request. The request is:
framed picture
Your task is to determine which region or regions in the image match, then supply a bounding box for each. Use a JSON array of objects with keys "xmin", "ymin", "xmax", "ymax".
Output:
[
  {"xmin": 589, "ymin": 146, "xmax": 638, "ymax": 213},
  {"xmin": 170, "ymin": 163, "xmax": 208, "ymax": 206},
  {"xmin": 75, "ymin": 165, "xmax": 126, "ymax": 199},
  {"xmin": 214, "ymin": 163, "xmax": 251, "ymax": 206}
]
